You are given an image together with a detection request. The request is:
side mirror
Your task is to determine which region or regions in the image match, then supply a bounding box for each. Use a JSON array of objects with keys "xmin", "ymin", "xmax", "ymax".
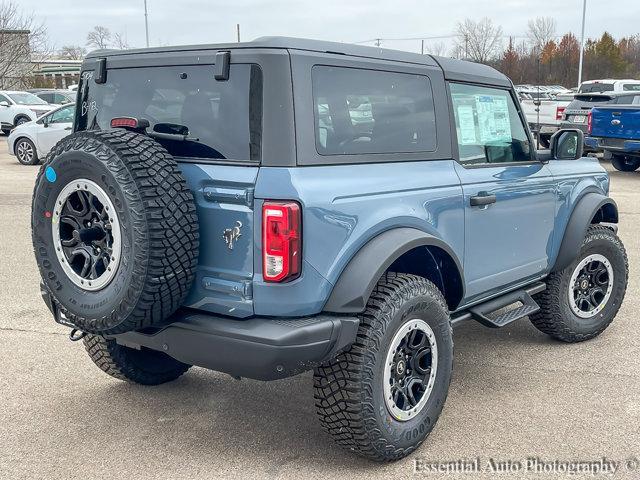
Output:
[
  {"xmin": 550, "ymin": 129, "xmax": 584, "ymax": 160},
  {"xmin": 0, "ymin": 101, "xmax": 9, "ymax": 107}
]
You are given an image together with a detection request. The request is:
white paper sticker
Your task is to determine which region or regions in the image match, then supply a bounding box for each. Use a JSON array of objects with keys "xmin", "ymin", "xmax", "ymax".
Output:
[
  {"xmin": 457, "ymin": 104, "xmax": 477, "ymax": 145},
  {"xmin": 475, "ymin": 95, "xmax": 511, "ymax": 144}
]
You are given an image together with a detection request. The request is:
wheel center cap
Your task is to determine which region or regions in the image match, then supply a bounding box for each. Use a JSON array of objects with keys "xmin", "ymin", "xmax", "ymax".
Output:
[
  {"xmin": 580, "ymin": 279, "xmax": 589, "ymax": 290},
  {"xmin": 396, "ymin": 360, "xmax": 405, "ymax": 375}
]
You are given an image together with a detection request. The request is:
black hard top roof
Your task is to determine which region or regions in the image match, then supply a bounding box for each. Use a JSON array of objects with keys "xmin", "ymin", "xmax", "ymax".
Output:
[{"xmin": 85, "ymin": 36, "xmax": 511, "ymax": 87}]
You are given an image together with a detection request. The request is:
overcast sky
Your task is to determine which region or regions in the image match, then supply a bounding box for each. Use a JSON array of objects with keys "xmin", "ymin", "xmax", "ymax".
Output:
[{"xmin": 17, "ymin": 0, "xmax": 640, "ymax": 54}]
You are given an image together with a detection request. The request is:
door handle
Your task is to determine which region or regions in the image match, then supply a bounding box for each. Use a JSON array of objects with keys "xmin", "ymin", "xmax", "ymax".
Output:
[
  {"xmin": 64, "ymin": 127, "xmax": 72, "ymax": 130},
  {"xmin": 470, "ymin": 192, "xmax": 497, "ymax": 207}
]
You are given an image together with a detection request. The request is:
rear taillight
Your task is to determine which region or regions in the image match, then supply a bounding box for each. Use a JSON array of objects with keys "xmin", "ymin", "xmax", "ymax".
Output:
[
  {"xmin": 587, "ymin": 111, "xmax": 593, "ymax": 134},
  {"xmin": 556, "ymin": 107, "xmax": 565, "ymax": 121},
  {"xmin": 262, "ymin": 201, "xmax": 301, "ymax": 282},
  {"xmin": 110, "ymin": 117, "xmax": 139, "ymax": 128}
]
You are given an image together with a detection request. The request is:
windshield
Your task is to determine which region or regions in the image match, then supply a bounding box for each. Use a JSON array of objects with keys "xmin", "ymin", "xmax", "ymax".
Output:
[
  {"xmin": 579, "ymin": 83, "xmax": 615, "ymax": 93},
  {"xmin": 623, "ymin": 84, "xmax": 640, "ymax": 92},
  {"xmin": 7, "ymin": 92, "xmax": 48, "ymax": 105},
  {"xmin": 76, "ymin": 64, "xmax": 262, "ymax": 161}
]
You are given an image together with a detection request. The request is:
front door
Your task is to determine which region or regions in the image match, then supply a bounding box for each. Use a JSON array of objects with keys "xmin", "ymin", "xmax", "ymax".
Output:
[
  {"xmin": 449, "ymin": 82, "xmax": 556, "ymax": 302},
  {"xmin": 37, "ymin": 104, "xmax": 74, "ymax": 155}
]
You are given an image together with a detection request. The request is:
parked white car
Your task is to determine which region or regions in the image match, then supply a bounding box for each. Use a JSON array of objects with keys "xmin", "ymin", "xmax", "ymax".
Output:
[
  {"xmin": 0, "ymin": 91, "xmax": 56, "ymax": 135},
  {"xmin": 520, "ymin": 93, "xmax": 574, "ymax": 148},
  {"xmin": 578, "ymin": 79, "xmax": 640, "ymax": 93},
  {"xmin": 7, "ymin": 103, "xmax": 75, "ymax": 165}
]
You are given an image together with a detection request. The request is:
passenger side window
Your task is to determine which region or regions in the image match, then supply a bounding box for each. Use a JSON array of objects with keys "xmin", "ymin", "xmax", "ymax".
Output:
[
  {"xmin": 450, "ymin": 83, "xmax": 532, "ymax": 165},
  {"xmin": 312, "ymin": 66, "xmax": 436, "ymax": 155},
  {"xmin": 39, "ymin": 93, "xmax": 54, "ymax": 103},
  {"xmin": 0, "ymin": 94, "xmax": 11, "ymax": 104}
]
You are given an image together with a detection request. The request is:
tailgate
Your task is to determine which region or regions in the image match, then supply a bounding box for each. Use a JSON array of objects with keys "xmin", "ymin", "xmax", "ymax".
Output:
[
  {"xmin": 591, "ymin": 106, "xmax": 640, "ymax": 140},
  {"xmin": 181, "ymin": 164, "xmax": 258, "ymax": 318}
]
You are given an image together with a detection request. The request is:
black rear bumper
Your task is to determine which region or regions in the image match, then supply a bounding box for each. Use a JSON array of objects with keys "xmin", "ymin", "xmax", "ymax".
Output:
[
  {"xmin": 40, "ymin": 284, "xmax": 359, "ymax": 380},
  {"xmin": 109, "ymin": 309, "xmax": 360, "ymax": 381}
]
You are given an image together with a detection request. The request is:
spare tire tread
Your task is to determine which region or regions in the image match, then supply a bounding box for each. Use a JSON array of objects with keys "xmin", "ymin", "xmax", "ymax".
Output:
[{"xmin": 33, "ymin": 129, "xmax": 199, "ymax": 334}]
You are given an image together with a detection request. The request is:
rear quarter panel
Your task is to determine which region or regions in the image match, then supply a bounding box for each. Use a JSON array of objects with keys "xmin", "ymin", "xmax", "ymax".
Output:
[{"xmin": 253, "ymin": 161, "xmax": 464, "ymax": 317}]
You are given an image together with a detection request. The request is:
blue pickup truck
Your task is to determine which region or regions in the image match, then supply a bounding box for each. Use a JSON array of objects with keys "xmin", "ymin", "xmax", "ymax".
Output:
[
  {"xmin": 31, "ymin": 38, "xmax": 628, "ymax": 461},
  {"xmin": 586, "ymin": 105, "xmax": 640, "ymax": 171}
]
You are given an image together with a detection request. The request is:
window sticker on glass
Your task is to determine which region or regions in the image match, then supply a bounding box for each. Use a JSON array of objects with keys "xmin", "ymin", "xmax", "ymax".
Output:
[
  {"xmin": 475, "ymin": 95, "xmax": 511, "ymax": 144},
  {"xmin": 456, "ymin": 104, "xmax": 477, "ymax": 145}
]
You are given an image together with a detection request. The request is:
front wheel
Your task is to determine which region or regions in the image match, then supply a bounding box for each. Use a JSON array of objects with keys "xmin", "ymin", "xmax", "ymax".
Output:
[
  {"xmin": 15, "ymin": 138, "xmax": 39, "ymax": 165},
  {"xmin": 314, "ymin": 273, "xmax": 453, "ymax": 462},
  {"xmin": 611, "ymin": 154, "xmax": 640, "ymax": 172},
  {"xmin": 530, "ymin": 225, "xmax": 628, "ymax": 342}
]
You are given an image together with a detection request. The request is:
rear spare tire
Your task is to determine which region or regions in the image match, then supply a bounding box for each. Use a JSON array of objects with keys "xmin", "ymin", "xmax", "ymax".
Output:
[{"xmin": 32, "ymin": 130, "xmax": 199, "ymax": 334}]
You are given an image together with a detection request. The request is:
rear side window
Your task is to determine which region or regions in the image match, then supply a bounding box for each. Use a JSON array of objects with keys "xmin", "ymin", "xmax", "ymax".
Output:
[
  {"xmin": 623, "ymin": 84, "xmax": 640, "ymax": 92},
  {"xmin": 450, "ymin": 83, "xmax": 532, "ymax": 165},
  {"xmin": 76, "ymin": 64, "xmax": 263, "ymax": 161},
  {"xmin": 312, "ymin": 66, "xmax": 436, "ymax": 155},
  {"xmin": 579, "ymin": 83, "xmax": 615, "ymax": 93}
]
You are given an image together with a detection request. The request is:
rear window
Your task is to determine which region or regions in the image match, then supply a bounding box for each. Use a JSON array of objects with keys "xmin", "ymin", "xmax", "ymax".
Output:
[
  {"xmin": 76, "ymin": 64, "xmax": 263, "ymax": 161},
  {"xmin": 312, "ymin": 66, "xmax": 436, "ymax": 155},
  {"xmin": 574, "ymin": 95, "xmax": 613, "ymax": 103},
  {"xmin": 579, "ymin": 83, "xmax": 615, "ymax": 93}
]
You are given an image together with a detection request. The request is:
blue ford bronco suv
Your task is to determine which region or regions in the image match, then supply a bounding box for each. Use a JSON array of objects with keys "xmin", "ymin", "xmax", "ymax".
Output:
[{"xmin": 32, "ymin": 38, "xmax": 628, "ymax": 461}]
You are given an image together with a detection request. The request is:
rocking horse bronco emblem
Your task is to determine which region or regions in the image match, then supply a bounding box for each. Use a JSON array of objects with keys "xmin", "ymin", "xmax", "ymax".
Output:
[{"xmin": 222, "ymin": 221, "xmax": 242, "ymax": 250}]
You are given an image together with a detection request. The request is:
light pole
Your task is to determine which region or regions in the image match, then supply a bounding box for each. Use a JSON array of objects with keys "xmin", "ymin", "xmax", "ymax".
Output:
[
  {"xmin": 577, "ymin": 0, "xmax": 587, "ymax": 87},
  {"xmin": 144, "ymin": 0, "xmax": 150, "ymax": 47}
]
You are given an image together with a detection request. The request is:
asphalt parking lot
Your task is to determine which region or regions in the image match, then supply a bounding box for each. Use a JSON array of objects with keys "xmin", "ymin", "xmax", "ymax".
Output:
[{"xmin": 0, "ymin": 138, "xmax": 638, "ymax": 480}]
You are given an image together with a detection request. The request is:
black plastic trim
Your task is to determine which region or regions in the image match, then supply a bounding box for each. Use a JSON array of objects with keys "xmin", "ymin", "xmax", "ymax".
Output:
[
  {"xmin": 323, "ymin": 228, "xmax": 464, "ymax": 313},
  {"xmin": 553, "ymin": 193, "xmax": 618, "ymax": 272},
  {"xmin": 109, "ymin": 309, "xmax": 359, "ymax": 381}
]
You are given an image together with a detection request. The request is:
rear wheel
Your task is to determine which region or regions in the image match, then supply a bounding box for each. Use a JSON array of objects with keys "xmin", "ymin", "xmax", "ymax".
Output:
[
  {"xmin": 611, "ymin": 154, "xmax": 640, "ymax": 172},
  {"xmin": 314, "ymin": 273, "xmax": 453, "ymax": 462},
  {"xmin": 530, "ymin": 225, "xmax": 628, "ymax": 342},
  {"xmin": 15, "ymin": 138, "xmax": 39, "ymax": 165},
  {"xmin": 84, "ymin": 334, "xmax": 190, "ymax": 385}
]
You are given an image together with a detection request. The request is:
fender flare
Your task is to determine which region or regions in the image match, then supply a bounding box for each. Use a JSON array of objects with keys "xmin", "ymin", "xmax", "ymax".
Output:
[
  {"xmin": 323, "ymin": 228, "xmax": 464, "ymax": 313},
  {"xmin": 552, "ymin": 193, "xmax": 618, "ymax": 272}
]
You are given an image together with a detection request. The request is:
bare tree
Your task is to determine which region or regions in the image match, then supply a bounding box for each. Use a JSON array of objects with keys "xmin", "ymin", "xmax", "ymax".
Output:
[
  {"xmin": 86, "ymin": 25, "xmax": 111, "ymax": 50},
  {"xmin": 113, "ymin": 32, "xmax": 130, "ymax": 50},
  {"xmin": 454, "ymin": 18, "xmax": 503, "ymax": 63},
  {"xmin": 0, "ymin": 0, "xmax": 50, "ymax": 89},
  {"xmin": 59, "ymin": 44, "xmax": 86, "ymax": 59},
  {"xmin": 425, "ymin": 41, "xmax": 446, "ymax": 56},
  {"xmin": 527, "ymin": 17, "xmax": 557, "ymax": 53}
]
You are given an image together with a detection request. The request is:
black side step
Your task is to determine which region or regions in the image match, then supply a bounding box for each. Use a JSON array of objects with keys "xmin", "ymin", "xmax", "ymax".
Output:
[{"xmin": 452, "ymin": 282, "xmax": 546, "ymax": 329}]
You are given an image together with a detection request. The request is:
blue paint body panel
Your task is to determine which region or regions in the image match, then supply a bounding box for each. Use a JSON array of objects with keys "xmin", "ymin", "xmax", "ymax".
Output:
[{"xmin": 179, "ymin": 156, "xmax": 609, "ymax": 319}]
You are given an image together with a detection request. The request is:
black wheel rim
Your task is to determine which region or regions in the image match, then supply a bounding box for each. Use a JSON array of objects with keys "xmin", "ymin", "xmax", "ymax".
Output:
[
  {"xmin": 569, "ymin": 254, "xmax": 613, "ymax": 318},
  {"xmin": 384, "ymin": 319, "xmax": 438, "ymax": 421},
  {"xmin": 52, "ymin": 179, "xmax": 121, "ymax": 291}
]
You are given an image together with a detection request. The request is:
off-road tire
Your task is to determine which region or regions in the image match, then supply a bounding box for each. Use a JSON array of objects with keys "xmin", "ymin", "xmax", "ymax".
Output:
[
  {"xmin": 15, "ymin": 137, "xmax": 39, "ymax": 165},
  {"xmin": 530, "ymin": 225, "xmax": 628, "ymax": 342},
  {"xmin": 84, "ymin": 334, "xmax": 190, "ymax": 385},
  {"xmin": 611, "ymin": 154, "xmax": 640, "ymax": 172},
  {"xmin": 32, "ymin": 130, "xmax": 199, "ymax": 334},
  {"xmin": 313, "ymin": 273, "xmax": 453, "ymax": 462}
]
